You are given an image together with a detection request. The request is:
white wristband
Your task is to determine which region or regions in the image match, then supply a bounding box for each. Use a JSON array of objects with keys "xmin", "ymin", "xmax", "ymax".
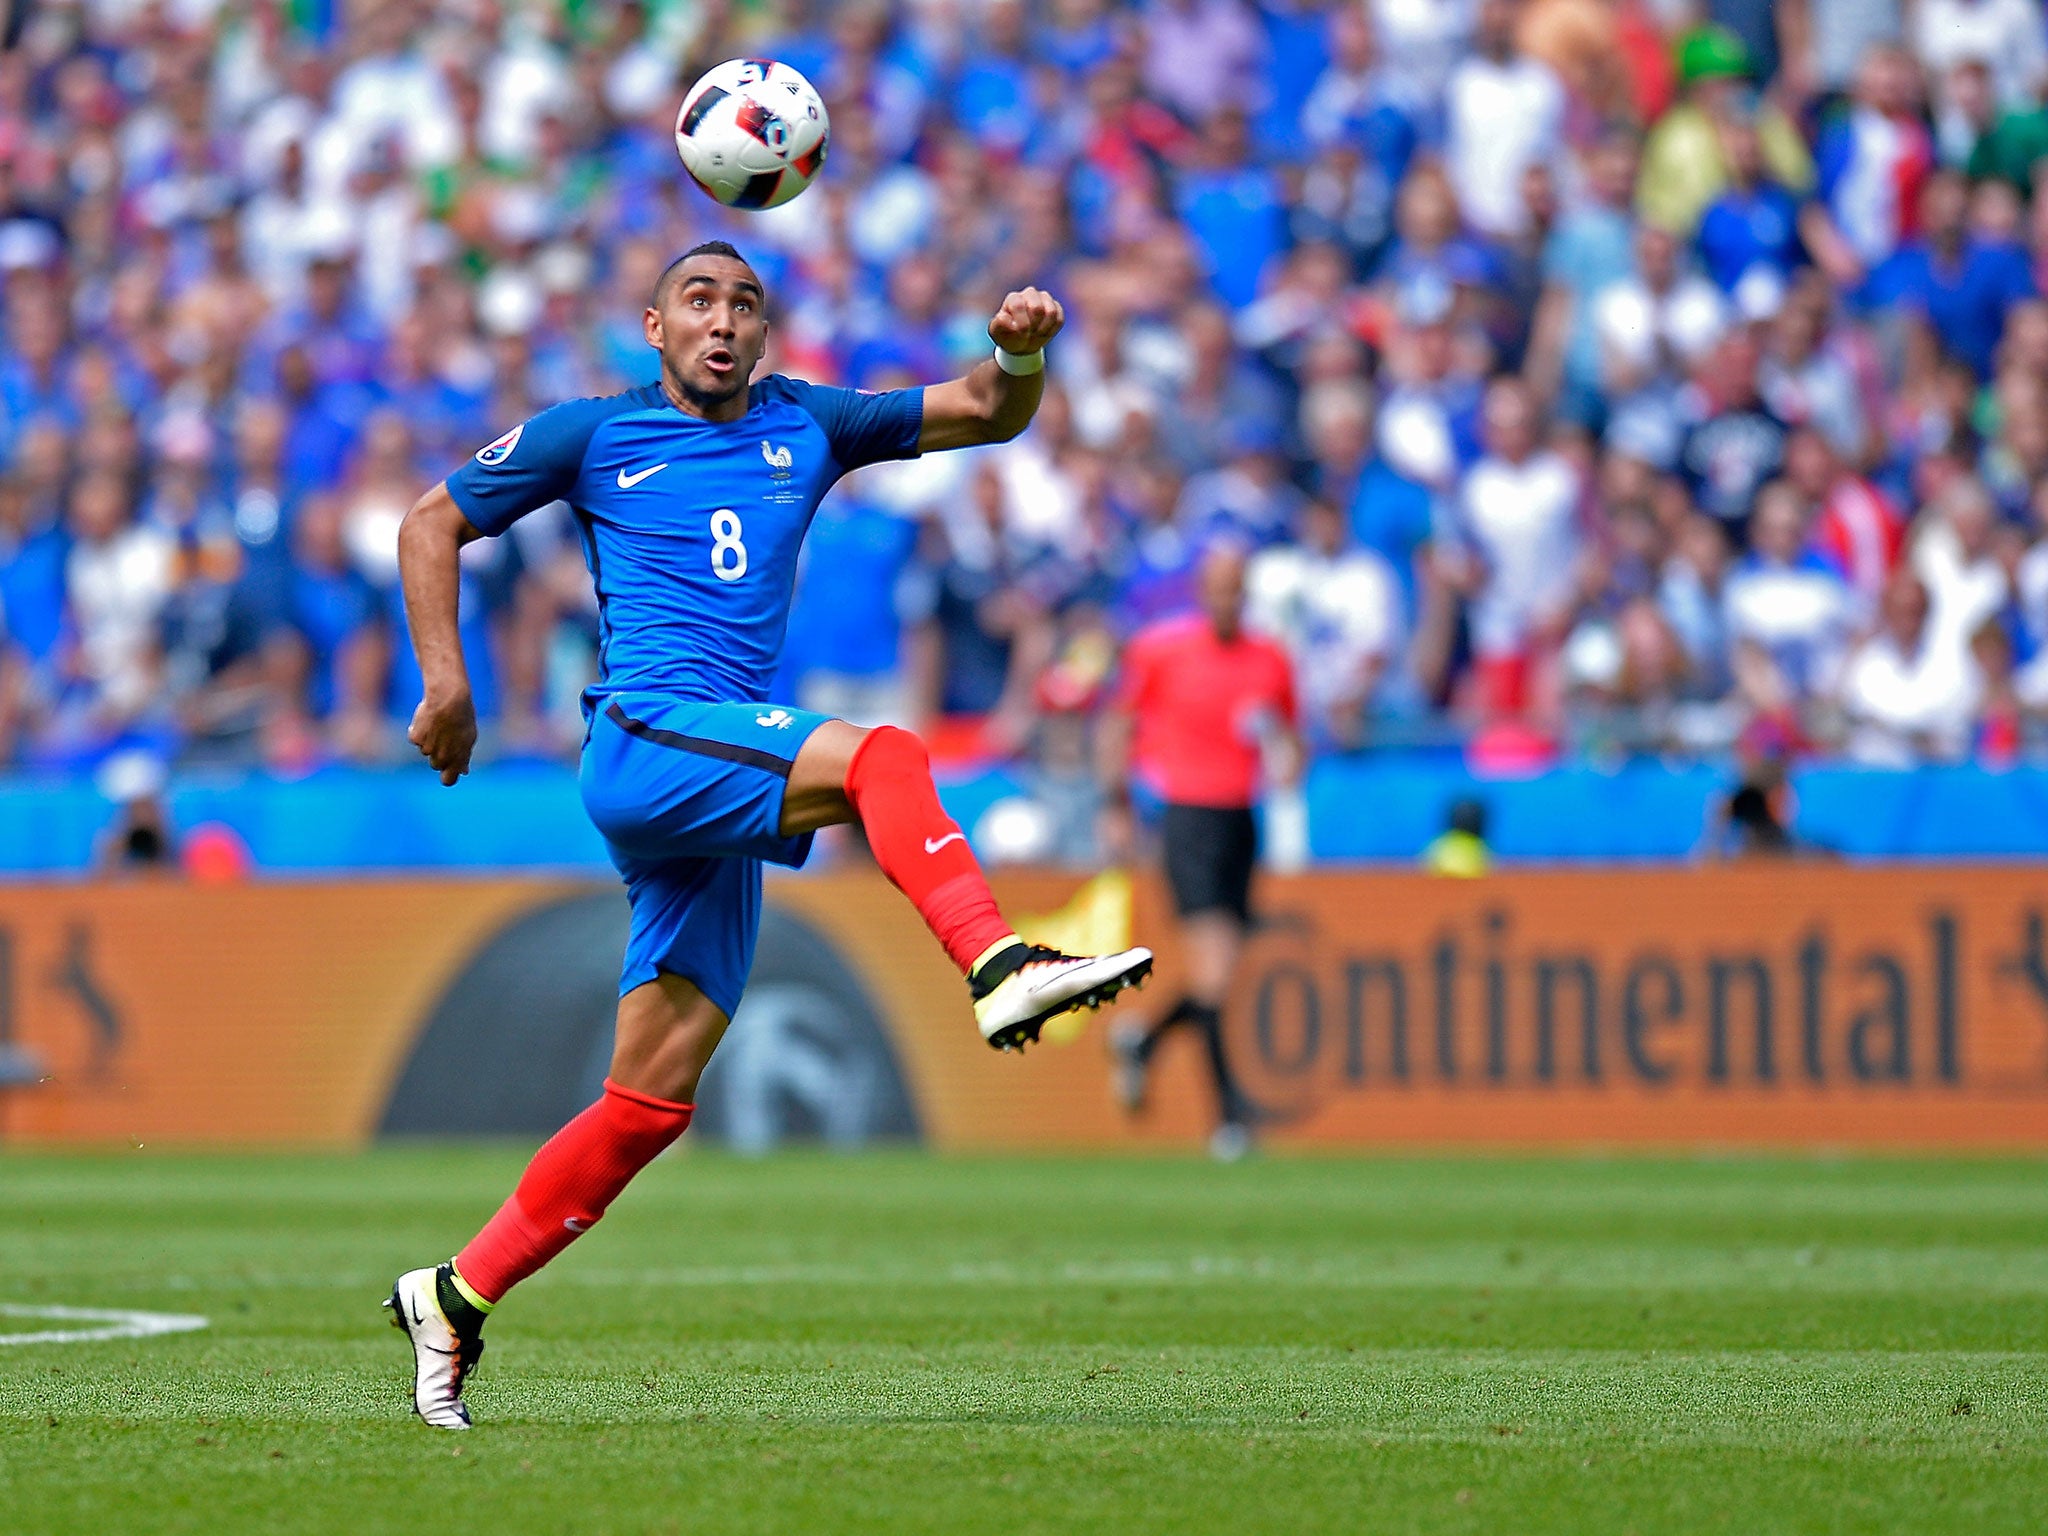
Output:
[{"xmin": 994, "ymin": 346, "xmax": 1044, "ymax": 376}]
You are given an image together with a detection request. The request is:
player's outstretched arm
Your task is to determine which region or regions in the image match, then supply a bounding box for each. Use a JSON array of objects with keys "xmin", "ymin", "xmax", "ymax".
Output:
[
  {"xmin": 398, "ymin": 482, "xmax": 487, "ymax": 785},
  {"xmin": 918, "ymin": 287, "xmax": 1065, "ymax": 452}
]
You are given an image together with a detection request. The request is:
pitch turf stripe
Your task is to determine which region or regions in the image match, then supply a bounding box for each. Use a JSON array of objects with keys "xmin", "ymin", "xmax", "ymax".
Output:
[
  {"xmin": 604, "ymin": 701, "xmax": 794, "ymax": 777},
  {"xmin": 0, "ymin": 1303, "xmax": 208, "ymax": 1346}
]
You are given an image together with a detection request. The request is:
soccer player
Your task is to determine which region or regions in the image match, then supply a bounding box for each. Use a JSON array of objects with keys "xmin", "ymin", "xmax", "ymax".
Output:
[
  {"xmin": 1100, "ymin": 545, "xmax": 1300, "ymax": 1160},
  {"xmin": 385, "ymin": 241, "xmax": 1151, "ymax": 1429}
]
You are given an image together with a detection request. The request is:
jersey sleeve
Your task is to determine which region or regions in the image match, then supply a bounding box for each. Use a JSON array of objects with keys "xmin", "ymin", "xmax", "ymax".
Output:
[
  {"xmin": 778, "ymin": 376, "xmax": 925, "ymax": 471},
  {"xmin": 446, "ymin": 398, "xmax": 614, "ymax": 536}
]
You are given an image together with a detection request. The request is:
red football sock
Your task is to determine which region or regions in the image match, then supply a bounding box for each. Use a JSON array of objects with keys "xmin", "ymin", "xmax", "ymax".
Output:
[
  {"xmin": 453, "ymin": 1079, "xmax": 692, "ymax": 1304},
  {"xmin": 845, "ymin": 726, "xmax": 1017, "ymax": 974}
]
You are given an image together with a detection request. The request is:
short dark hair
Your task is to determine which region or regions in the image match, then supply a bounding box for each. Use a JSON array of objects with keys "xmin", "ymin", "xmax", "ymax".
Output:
[{"xmin": 652, "ymin": 241, "xmax": 756, "ymax": 308}]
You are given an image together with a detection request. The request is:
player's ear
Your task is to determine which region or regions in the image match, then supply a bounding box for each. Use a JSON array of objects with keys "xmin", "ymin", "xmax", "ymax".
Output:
[{"xmin": 643, "ymin": 306, "xmax": 663, "ymax": 350}]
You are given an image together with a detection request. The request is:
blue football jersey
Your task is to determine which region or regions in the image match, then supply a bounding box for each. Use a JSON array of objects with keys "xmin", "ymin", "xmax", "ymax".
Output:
[{"xmin": 445, "ymin": 376, "xmax": 923, "ymax": 706}]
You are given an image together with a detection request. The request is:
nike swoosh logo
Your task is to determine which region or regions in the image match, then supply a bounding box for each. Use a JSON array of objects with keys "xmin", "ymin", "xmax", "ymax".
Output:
[
  {"xmin": 924, "ymin": 833, "xmax": 964, "ymax": 854},
  {"xmin": 617, "ymin": 463, "xmax": 667, "ymax": 489},
  {"xmin": 409, "ymin": 1298, "xmax": 425, "ymax": 1326},
  {"xmin": 564, "ymin": 1217, "xmax": 590, "ymax": 1232}
]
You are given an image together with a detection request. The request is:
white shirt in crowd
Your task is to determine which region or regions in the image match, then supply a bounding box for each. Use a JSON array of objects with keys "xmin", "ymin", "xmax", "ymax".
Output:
[
  {"xmin": 1594, "ymin": 275, "xmax": 1729, "ymax": 387},
  {"xmin": 1909, "ymin": 518, "xmax": 2008, "ymax": 659},
  {"xmin": 1722, "ymin": 556, "xmax": 1859, "ymax": 700},
  {"xmin": 1246, "ymin": 543, "xmax": 1406, "ymax": 728},
  {"xmin": 1444, "ymin": 51, "xmax": 1564, "ymax": 237},
  {"xmin": 67, "ymin": 527, "xmax": 174, "ymax": 717},
  {"xmin": 1842, "ymin": 629, "xmax": 1980, "ymax": 765},
  {"xmin": 1913, "ymin": 0, "xmax": 2048, "ymax": 111},
  {"xmin": 1445, "ymin": 450, "xmax": 1582, "ymax": 656},
  {"xmin": 1372, "ymin": 0, "xmax": 1478, "ymax": 118}
]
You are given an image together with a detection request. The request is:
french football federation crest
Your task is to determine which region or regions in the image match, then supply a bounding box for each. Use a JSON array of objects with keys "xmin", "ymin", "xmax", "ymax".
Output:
[
  {"xmin": 475, "ymin": 425, "xmax": 523, "ymax": 465},
  {"xmin": 761, "ymin": 440, "xmax": 794, "ymax": 474}
]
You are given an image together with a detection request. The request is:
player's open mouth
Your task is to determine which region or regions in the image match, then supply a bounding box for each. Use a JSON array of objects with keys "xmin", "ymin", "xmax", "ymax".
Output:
[{"xmin": 704, "ymin": 349, "xmax": 736, "ymax": 374}]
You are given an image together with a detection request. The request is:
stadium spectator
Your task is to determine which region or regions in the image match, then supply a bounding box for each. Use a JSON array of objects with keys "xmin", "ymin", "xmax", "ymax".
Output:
[
  {"xmin": 1676, "ymin": 330, "xmax": 1788, "ymax": 538},
  {"xmin": 1910, "ymin": 0, "xmax": 2048, "ymax": 114},
  {"xmin": 1864, "ymin": 167, "xmax": 2035, "ymax": 380},
  {"xmin": 1593, "ymin": 223, "xmax": 1728, "ymax": 410},
  {"xmin": 1908, "ymin": 474, "xmax": 2012, "ymax": 665},
  {"xmin": 1421, "ymin": 795, "xmax": 1492, "ymax": 875},
  {"xmin": 1785, "ymin": 425, "xmax": 1903, "ymax": 608},
  {"xmin": 1246, "ymin": 497, "xmax": 1406, "ymax": 748},
  {"xmin": 1696, "ymin": 111, "xmax": 1806, "ymax": 295},
  {"xmin": 1804, "ymin": 43, "xmax": 1933, "ymax": 288},
  {"xmin": 1526, "ymin": 126, "xmax": 1640, "ymax": 423},
  {"xmin": 1658, "ymin": 511, "xmax": 1737, "ymax": 700},
  {"xmin": 1757, "ymin": 273, "xmax": 1872, "ymax": 464},
  {"xmin": 1841, "ymin": 567, "xmax": 1979, "ymax": 763},
  {"xmin": 1637, "ymin": 26, "xmax": 1812, "ymax": 239},
  {"xmin": 8, "ymin": 0, "xmax": 2048, "ymax": 798},
  {"xmin": 1722, "ymin": 480, "xmax": 1858, "ymax": 705},
  {"xmin": 1443, "ymin": 0, "xmax": 1564, "ymax": 240},
  {"xmin": 1436, "ymin": 377, "xmax": 1584, "ymax": 717}
]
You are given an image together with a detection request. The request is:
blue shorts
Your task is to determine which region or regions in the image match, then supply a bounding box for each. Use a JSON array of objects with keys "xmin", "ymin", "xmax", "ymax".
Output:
[{"xmin": 579, "ymin": 693, "xmax": 830, "ymax": 1016}]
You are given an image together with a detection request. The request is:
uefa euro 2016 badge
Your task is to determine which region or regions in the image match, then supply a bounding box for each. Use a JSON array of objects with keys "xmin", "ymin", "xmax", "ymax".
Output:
[{"xmin": 475, "ymin": 425, "xmax": 524, "ymax": 465}]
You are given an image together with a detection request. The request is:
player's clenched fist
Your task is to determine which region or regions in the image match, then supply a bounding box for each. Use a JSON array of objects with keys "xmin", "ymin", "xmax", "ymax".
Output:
[
  {"xmin": 988, "ymin": 287, "xmax": 1064, "ymax": 355},
  {"xmin": 408, "ymin": 691, "xmax": 478, "ymax": 786}
]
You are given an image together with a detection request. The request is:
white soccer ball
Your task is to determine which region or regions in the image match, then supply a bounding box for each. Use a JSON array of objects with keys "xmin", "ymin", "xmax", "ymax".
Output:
[{"xmin": 674, "ymin": 59, "xmax": 830, "ymax": 211}]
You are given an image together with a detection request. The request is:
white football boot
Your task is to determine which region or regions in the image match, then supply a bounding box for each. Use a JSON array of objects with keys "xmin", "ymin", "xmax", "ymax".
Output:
[
  {"xmin": 384, "ymin": 1264, "xmax": 484, "ymax": 1430},
  {"xmin": 971, "ymin": 944, "xmax": 1153, "ymax": 1050}
]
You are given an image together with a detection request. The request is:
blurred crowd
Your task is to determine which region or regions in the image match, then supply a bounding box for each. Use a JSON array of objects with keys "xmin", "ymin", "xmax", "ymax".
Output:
[{"xmin": 9, "ymin": 0, "xmax": 2048, "ymax": 778}]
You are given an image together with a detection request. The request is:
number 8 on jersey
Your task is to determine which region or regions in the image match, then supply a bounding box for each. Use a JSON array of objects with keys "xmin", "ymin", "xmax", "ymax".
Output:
[{"xmin": 709, "ymin": 509, "xmax": 747, "ymax": 581}]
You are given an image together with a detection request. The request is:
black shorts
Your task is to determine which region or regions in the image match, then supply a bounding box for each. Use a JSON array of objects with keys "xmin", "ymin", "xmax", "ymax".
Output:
[{"xmin": 1161, "ymin": 803, "xmax": 1258, "ymax": 924}]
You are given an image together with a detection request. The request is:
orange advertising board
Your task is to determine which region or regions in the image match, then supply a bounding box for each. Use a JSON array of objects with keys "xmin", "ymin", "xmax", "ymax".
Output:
[{"xmin": 1, "ymin": 867, "xmax": 2045, "ymax": 1149}]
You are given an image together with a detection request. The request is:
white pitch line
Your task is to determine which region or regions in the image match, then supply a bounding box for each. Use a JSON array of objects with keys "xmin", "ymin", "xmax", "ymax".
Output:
[{"xmin": 0, "ymin": 1303, "xmax": 209, "ymax": 1347}]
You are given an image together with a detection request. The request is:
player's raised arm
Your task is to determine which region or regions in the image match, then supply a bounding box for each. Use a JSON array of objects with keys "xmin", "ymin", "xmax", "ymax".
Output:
[
  {"xmin": 918, "ymin": 287, "xmax": 1066, "ymax": 452},
  {"xmin": 398, "ymin": 482, "xmax": 489, "ymax": 785}
]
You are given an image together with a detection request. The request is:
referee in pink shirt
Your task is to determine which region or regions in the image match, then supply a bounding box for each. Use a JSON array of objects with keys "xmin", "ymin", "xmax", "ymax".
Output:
[{"xmin": 1100, "ymin": 545, "xmax": 1303, "ymax": 1158}]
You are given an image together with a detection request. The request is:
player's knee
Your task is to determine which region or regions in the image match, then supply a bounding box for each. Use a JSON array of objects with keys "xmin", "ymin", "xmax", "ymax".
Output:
[{"xmin": 846, "ymin": 723, "xmax": 931, "ymax": 790}]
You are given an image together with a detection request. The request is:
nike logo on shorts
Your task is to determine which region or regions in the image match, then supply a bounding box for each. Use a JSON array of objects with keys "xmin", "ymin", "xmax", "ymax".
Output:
[
  {"xmin": 925, "ymin": 833, "xmax": 964, "ymax": 854},
  {"xmin": 617, "ymin": 463, "xmax": 667, "ymax": 489},
  {"xmin": 564, "ymin": 1217, "xmax": 591, "ymax": 1232}
]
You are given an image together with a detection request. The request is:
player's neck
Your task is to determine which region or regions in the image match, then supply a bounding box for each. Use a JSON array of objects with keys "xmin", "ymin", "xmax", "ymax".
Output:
[{"xmin": 660, "ymin": 374, "xmax": 751, "ymax": 424}]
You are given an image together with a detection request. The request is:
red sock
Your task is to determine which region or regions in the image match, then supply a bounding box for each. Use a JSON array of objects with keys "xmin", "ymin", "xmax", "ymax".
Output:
[
  {"xmin": 845, "ymin": 726, "xmax": 1017, "ymax": 974},
  {"xmin": 454, "ymin": 1079, "xmax": 692, "ymax": 1304}
]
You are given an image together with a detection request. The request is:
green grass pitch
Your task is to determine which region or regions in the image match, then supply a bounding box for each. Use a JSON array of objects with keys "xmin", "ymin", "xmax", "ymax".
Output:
[{"xmin": 2, "ymin": 1149, "xmax": 2044, "ymax": 1534}]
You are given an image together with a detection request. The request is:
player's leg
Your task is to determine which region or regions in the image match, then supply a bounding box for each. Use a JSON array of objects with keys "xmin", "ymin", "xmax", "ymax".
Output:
[
  {"xmin": 450, "ymin": 974, "xmax": 720, "ymax": 1306},
  {"xmin": 385, "ymin": 975, "xmax": 714, "ymax": 1430},
  {"xmin": 784, "ymin": 719, "xmax": 1152, "ymax": 1049}
]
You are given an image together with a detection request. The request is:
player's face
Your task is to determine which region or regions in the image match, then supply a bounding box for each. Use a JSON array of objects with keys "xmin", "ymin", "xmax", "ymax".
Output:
[
  {"xmin": 646, "ymin": 259, "xmax": 769, "ymax": 413},
  {"xmin": 1198, "ymin": 550, "xmax": 1247, "ymax": 640}
]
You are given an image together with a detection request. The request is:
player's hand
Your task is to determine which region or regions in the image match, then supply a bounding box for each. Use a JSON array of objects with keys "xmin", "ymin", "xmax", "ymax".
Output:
[
  {"xmin": 988, "ymin": 287, "xmax": 1065, "ymax": 355},
  {"xmin": 408, "ymin": 689, "xmax": 478, "ymax": 786}
]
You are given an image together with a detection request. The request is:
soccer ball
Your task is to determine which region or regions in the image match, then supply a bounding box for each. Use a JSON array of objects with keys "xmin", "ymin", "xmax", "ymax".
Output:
[{"xmin": 674, "ymin": 59, "xmax": 830, "ymax": 211}]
